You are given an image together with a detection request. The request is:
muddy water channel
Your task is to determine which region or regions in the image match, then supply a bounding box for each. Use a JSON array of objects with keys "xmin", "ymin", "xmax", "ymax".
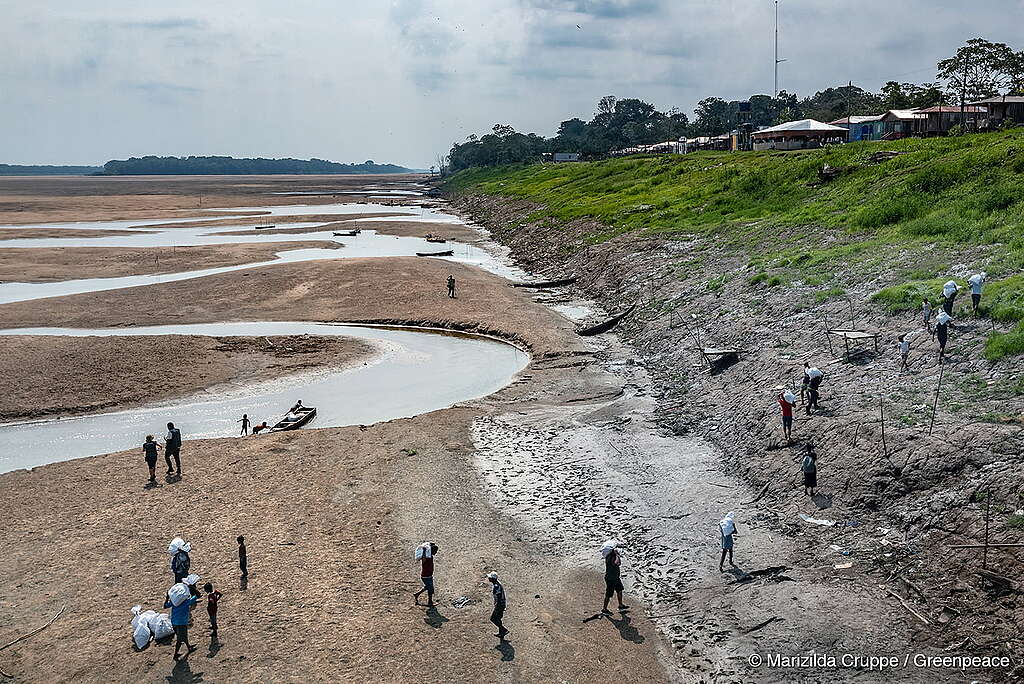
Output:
[{"xmin": 0, "ymin": 322, "xmax": 527, "ymax": 473}]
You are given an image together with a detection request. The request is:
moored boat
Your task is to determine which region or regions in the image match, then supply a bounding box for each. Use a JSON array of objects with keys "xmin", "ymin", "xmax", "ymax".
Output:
[{"xmin": 268, "ymin": 406, "xmax": 317, "ymax": 432}]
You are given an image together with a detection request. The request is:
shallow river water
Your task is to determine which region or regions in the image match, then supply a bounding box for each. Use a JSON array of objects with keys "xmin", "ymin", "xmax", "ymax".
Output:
[{"xmin": 0, "ymin": 322, "xmax": 528, "ymax": 473}]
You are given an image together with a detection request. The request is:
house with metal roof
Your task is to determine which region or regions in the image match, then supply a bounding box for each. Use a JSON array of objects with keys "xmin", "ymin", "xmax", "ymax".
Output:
[
  {"xmin": 879, "ymin": 110, "xmax": 927, "ymax": 139},
  {"xmin": 751, "ymin": 119, "xmax": 848, "ymax": 151},
  {"xmin": 828, "ymin": 115, "xmax": 885, "ymax": 142},
  {"xmin": 967, "ymin": 96, "xmax": 1024, "ymax": 128},
  {"xmin": 916, "ymin": 106, "xmax": 988, "ymax": 135}
]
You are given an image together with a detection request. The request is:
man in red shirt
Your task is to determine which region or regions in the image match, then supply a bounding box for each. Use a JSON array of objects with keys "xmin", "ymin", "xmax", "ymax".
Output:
[
  {"xmin": 414, "ymin": 543, "xmax": 439, "ymax": 607},
  {"xmin": 778, "ymin": 390, "xmax": 796, "ymax": 443}
]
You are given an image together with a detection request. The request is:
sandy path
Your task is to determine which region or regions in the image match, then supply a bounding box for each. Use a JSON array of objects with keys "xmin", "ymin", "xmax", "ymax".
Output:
[
  {"xmin": 0, "ymin": 334, "xmax": 373, "ymax": 421},
  {"xmin": 0, "ymin": 241, "xmax": 340, "ymax": 283}
]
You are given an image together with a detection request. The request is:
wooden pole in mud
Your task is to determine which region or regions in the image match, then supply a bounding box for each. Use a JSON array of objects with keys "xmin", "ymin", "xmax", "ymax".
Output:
[
  {"xmin": 879, "ymin": 397, "xmax": 887, "ymax": 457},
  {"xmin": 928, "ymin": 360, "xmax": 946, "ymax": 436},
  {"xmin": 983, "ymin": 489, "xmax": 992, "ymax": 569}
]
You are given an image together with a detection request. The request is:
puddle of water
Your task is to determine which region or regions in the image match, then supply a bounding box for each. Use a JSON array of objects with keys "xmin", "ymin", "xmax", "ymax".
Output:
[{"xmin": 0, "ymin": 322, "xmax": 528, "ymax": 473}]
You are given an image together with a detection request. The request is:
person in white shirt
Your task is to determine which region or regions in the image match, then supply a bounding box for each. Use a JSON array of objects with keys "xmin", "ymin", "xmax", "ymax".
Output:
[
  {"xmin": 805, "ymin": 367, "xmax": 824, "ymax": 414},
  {"xmin": 898, "ymin": 334, "xmax": 911, "ymax": 372},
  {"xmin": 967, "ymin": 272, "xmax": 986, "ymax": 314}
]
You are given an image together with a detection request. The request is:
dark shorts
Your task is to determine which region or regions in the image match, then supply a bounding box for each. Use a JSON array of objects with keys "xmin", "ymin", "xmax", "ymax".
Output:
[
  {"xmin": 490, "ymin": 606, "xmax": 505, "ymax": 624},
  {"xmin": 604, "ymin": 576, "xmax": 624, "ymax": 597},
  {"xmin": 173, "ymin": 624, "xmax": 188, "ymax": 642},
  {"xmin": 722, "ymin": 535, "xmax": 733, "ymax": 551},
  {"xmin": 804, "ymin": 471, "xmax": 817, "ymax": 488},
  {"xmin": 421, "ymin": 577, "xmax": 434, "ymax": 592},
  {"xmin": 145, "ymin": 455, "xmax": 158, "ymax": 467},
  {"xmin": 972, "ymin": 293, "xmax": 981, "ymax": 307},
  {"xmin": 782, "ymin": 415, "xmax": 793, "ymax": 428}
]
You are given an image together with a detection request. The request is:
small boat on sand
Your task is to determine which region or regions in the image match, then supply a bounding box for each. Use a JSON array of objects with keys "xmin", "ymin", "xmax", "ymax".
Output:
[
  {"xmin": 577, "ymin": 302, "xmax": 638, "ymax": 336},
  {"xmin": 269, "ymin": 406, "xmax": 317, "ymax": 432},
  {"xmin": 511, "ymin": 276, "xmax": 577, "ymax": 288},
  {"xmin": 416, "ymin": 250, "xmax": 454, "ymax": 257},
  {"xmin": 333, "ymin": 229, "xmax": 361, "ymax": 237}
]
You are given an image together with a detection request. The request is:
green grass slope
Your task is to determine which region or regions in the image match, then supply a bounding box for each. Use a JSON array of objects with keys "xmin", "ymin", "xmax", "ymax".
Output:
[{"xmin": 446, "ymin": 129, "xmax": 1024, "ymax": 358}]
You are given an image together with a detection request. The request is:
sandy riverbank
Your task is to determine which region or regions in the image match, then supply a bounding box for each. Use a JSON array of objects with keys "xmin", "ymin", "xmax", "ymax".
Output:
[
  {"xmin": 0, "ymin": 334, "xmax": 374, "ymax": 422},
  {"xmin": 0, "ymin": 176, "xmax": 673, "ymax": 682},
  {"xmin": 0, "ymin": 241, "xmax": 340, "ymax": 283}
]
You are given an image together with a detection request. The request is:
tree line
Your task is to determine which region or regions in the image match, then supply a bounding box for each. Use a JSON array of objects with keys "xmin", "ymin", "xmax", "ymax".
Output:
[
  {"xmin": 446, "ymin": 37, "xmax": 1024, "ymax": 172},
  {"xmin": 98, "ymin": 156, "xmax": 413, "ymax": 175}
]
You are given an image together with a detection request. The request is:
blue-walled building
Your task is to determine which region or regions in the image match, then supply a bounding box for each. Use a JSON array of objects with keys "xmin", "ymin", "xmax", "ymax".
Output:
[{"xmin": 828, "ymin": 115, "xmax": 884, "ymax": 141}]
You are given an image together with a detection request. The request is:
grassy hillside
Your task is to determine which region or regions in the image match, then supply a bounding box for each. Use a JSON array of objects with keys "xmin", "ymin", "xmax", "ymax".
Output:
[{"xmin": 445, "ymin": 129, "xmax": 1024, "ymax": 358}]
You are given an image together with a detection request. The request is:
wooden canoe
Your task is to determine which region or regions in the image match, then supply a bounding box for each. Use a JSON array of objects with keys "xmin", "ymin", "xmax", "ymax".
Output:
[
  {"xmin": 577, "ymin": 302, "xmax": 637, "ymax": 336},
  {"xmin": 333, "ymin": 229, "xmax": 361, "ymax": 237},
  {"xmin": 416, "ymin": 250, "xmax": 454, "ymax": 257},
  {"xmin": 269, "ymin": 406, "xmax": 317, "ymax": 432},
  {"xmin": 425, "ymin": 237, "xmax": 447, "ymax": 243},
  {"xmin": 511, "ymin": 277, "xmax": 578, "ymax": 288}
]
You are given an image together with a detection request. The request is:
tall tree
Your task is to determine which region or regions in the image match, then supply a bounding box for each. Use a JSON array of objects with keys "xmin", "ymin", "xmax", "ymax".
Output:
[{"xmin": 937, "ymin": 38, "xmax": 1022, "ymax": 103}]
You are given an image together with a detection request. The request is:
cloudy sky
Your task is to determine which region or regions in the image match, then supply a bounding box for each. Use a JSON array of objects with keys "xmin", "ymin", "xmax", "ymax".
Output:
[{"xmin": 3, "ymin": 0, "xmax": 1023, "ymax": 168}]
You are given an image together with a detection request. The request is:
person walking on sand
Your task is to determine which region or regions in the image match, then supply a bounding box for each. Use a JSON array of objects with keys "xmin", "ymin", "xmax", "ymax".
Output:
[
  {"xmin": 922, "ymin": 298, "xmax": 933, "ymax": 335},
  {"xmin": 942, "ymin": 280, "xmax": 959, "ymax": 315},
  {"xmin": 898, "ymin": 334, "xmax": 911, "ymax": 372},
  {"xmin": 164, "ymin": 422, "xmax": 182, "ymax": 475},
  {"xmin": 936, "ymin": 310, "xmax": 952, "ymax": 359},
  {"xmin": 414, "ymin": 542, "xmax": 439, "ymax": 606},
  {"xmin": 805, "ymin": 367, "xmax": 824, "ymax": 414},
  {"xmin": 447, "ymin": 274, "xmax": 457, "ymax": 299},
  {"xmin": 778, "ymin": 390, "xmax": 796, "ymax": 442},
  {"xmin": 802, "ymin": 443, "xmax": 818, "ymax": 497},
  {"xmin": 238, "ymin": 414, "xmax": 250, "ymax": 436},
  {"xmin": 142, "ymin": 434, "xmax": 162, "ymax": 483},
  {"xmin": 487, "ymin": 572, "xmax": 508, "ymax": 639},
  {"xmin": 237, "ymin": 536, "xmax": 248, "ymax": 577},
  {"xmin": 800, "ymin": 363, "xmax": 811, "ymax": 405},
  {"xmin": 601, "ymin": 540, "xmax": 626, "ymax": 613},
  {"xmin": 168, "ymin": 537, "xmax": 192, "ymax": 583},
  {"xmin": 164, "ymin": 586, "xmax": 198, "ymax": 659},
  {"xmin": 718, "ymin": 512, "xmax": 738, "ymax": 572},
  {"xmin": 203, "ymin": 582, "xmax": 223, "ymax": 642},
  {"xmin": 968, "ymin": 272, "xmax": 986, "ymax": 315}
]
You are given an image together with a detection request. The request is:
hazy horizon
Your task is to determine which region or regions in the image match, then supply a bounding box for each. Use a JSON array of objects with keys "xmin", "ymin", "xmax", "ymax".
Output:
[{"xmin": 3, "ymin": 0, "xmax": 1023, "ymax": 168}]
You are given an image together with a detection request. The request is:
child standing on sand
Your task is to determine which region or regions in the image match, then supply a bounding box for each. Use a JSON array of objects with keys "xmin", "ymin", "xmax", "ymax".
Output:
[
  {"xmin": 203, "ymin": 582, "xmax": 223, "ymax": 641},
  {"xmin": 142, "ymin": 435, "xmax": 161, "ymax": 483}
]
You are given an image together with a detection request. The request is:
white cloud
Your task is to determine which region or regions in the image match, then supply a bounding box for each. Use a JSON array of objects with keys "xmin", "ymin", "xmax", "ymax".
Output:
[{"xmin": 0, "ymin": 0, "xmax": 1022, "ymax": 167}]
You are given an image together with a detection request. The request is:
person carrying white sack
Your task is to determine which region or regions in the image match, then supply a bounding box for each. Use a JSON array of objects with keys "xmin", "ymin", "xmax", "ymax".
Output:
[
  {"xmin": 413, "ymin": 542, "xmax": 439, "ymax": 607},
  {"xmin": 936, "ymin": 310, "xmax": 953, "ymax": 359},
  {"xmin": 968, "ymin": 272, "xmax": 986, "ymax": 314},
  {"xmin": 941, "ymin": 280, "xmax": 959, "ymax": 315},
  {"xmin": 164, "ymin": 581, "xmax": 198, "ymax": 659},
  {"xmin": 718, "ymin": 512, "xmax": 739, "ymax": 572},
  {"xmin": 600, "ymin": 539, "xmax": 626, "ymax": 614},
  {"xmin": 168, "ymin": 537, "xmax": 192, "ymax": 583}
]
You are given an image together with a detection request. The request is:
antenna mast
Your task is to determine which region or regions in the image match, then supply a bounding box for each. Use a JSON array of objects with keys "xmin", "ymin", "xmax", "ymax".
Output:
[{"xmin": 774, "ymin": 1, "xmax": 786, "ymax": 98}]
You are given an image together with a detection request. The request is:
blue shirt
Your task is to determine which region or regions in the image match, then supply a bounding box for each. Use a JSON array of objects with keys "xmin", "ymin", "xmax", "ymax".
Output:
[{"xmin": 164, "ymin": 595, "xmax": 197, "ymax": 625}]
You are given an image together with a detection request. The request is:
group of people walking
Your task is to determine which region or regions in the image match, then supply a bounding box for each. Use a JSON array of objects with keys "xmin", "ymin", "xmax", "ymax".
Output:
[
  {"xmin": 159, "ymin": 536, "xmax": 247, "ymax": 659},
  {"xmin": 413, "ymin": 538, "xmax": 630, "ymax": 641},
  {"xmin": 141, "ymin": 422, "xmax": 183, "ymax": 482}
]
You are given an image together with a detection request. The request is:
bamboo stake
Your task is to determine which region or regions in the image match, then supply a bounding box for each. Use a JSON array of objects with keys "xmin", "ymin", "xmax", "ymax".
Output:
[
  {"xmin": 880, "ymin": 398, "xmax": 887, "ymax": 457},
  {"xmin": 0, "ymin": 604, "xmax": 66, "ymax": 653}
]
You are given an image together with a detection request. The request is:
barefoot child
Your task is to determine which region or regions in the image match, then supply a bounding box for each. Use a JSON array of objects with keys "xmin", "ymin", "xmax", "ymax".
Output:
[
  {"xmin": 414, "ymin": 542, "xmax": 438, "ymax": 606},
  {"xmin": 203, "ymin": 582, "xmax": 223, "ymax": 641}
]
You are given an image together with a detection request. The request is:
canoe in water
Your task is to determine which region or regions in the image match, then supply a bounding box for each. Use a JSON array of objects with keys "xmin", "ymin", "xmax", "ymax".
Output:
[{"xmin": 416, "ymin": 250, "xmax": 454, "ymax": 257}]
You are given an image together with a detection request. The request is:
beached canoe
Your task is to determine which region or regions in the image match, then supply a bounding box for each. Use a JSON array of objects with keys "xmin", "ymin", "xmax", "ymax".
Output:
[
  {"xmin": 577, "ymin": 302, "xmax": 637, "ymax": 336},
  {"xmin": 333, "ymin": 229, "xmax": 361, "ymax": 237},
  {"xmin": 416, "ymin": 250, "xmax": 454, "ymax": 257},
  {"xmin": 269, "ymin": 406, "xmax": 317, "ymax": 432}
]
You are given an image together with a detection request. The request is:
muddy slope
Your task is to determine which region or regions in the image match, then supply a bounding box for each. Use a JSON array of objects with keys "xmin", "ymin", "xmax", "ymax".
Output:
[{"xmin": 451, "ymin": 192, "xmax": 1024, "ymax": 680}]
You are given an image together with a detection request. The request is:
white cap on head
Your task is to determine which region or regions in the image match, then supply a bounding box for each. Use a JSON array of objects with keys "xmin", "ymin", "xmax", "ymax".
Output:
[{"xmin": 487, "ymin": 572, "xmax": 498, "ymax": 580}]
